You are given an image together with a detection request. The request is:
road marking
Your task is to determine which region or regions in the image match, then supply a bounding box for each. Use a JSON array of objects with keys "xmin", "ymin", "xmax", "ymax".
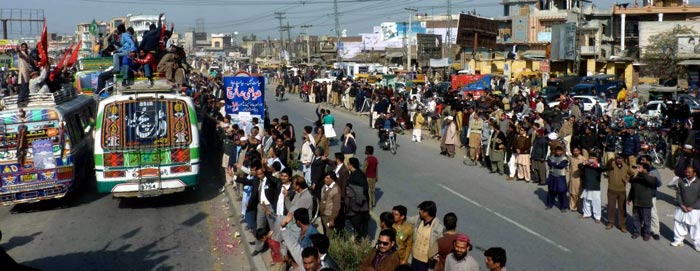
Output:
[{"xmin": 439, "ymin": 184, "xmax": 571, "ymax": 252}]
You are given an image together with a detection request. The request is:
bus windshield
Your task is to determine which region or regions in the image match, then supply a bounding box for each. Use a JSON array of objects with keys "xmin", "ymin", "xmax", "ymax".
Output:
[{"xmin": 101, "ymin": 99, "xmax": 192, "ymax": 150}]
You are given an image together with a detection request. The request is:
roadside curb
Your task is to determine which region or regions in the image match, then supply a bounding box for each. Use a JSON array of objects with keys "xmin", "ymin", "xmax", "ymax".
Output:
[{"xmin": 224, "ymin": 186, "xmax": 268, "ymax": 271}]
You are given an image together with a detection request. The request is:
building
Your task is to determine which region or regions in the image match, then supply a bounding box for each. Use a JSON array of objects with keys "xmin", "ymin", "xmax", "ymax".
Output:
[
  {"xmin": 110, "ymin": 17, "xmax": 127, "ymax": 32},
  {"xmin": 612, "ymin": 0, "xmax": 700, "ymax": 86},
  {"xmin": 75, "ymin": 21, "xmax": 108, "ymax": 56},
  {"xmin": 126, "ymin": 14, "xmax": 163, "ymax": 43},
  {"xmin": 210, "ymin": 33, "xmax": 232, "ymax": 49}
]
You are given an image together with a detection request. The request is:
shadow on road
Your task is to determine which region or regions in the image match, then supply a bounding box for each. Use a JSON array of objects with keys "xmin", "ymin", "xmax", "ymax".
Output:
[
  {"xmin": 10, "ymin": 179, "xmax": 107, "ymax": 214},
  {"xmin": 2, "ymin": 232, "xmax": 41, "ymax": 251},
  {"xmin": 21, "ymin": 238, "xmax": 175, "ymax": 271},
  {"xmin": 533, "ymin": 188, "xmax": 548, "ymax": 205}
]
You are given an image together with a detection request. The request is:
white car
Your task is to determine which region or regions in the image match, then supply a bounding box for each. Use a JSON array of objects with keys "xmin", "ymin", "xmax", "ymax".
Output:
[
  {"xmin": 548, "ymin": 95, "xmax": 607, "ymax": 112},
  {"xmin": 572, "ymin": 95, "xmax": 608, "ymax": 112}
]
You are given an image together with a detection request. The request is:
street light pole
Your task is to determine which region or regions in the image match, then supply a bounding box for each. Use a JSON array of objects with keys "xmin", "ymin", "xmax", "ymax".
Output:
[{"xmin": 405, "ymin": 8, "xmax": 418, "ymax": 71}]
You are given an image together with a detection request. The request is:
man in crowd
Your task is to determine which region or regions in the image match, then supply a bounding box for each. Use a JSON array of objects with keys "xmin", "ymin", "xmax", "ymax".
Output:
[
  {"xmin": 434, "ymin": 213, "xmax": 458, "ymax": 271},
  {"xmin": 671, "ymin": 166, "xmax": 700, "ymax": 251},
  {"xmin": 546, "ymin": 146, "xmax": 569, "ymax": 211},
  {"xmin": 628, "ymin": 163, "xmax": 657, "ymax": 241},
  {"xmin": 310, "ymin": 234, "xmax": 340, "ymax": 270},
  {"xmin": 410, "ymin": 201, "xmax": 445, "ymax": 271},
  {"xmin": 346, "ymin": 157, "xmax": 370, "ymax": 239},
  {"xmin": 444, "ymin": 234, "xmax": 479, "ymax": 271},
  {"xmin": 638, "ymin": 155, "xmax": 663, "ymax": 240},
  {"xmin": 359, "ymin": 229, "xmax": 401, "ymax": 271},
  {"xmin": 466, "ymin": 112, "xmax": 484, "ymax": 166},
  {"xmin": 484, "ymin": 247, "xmax": 508, "ymax": 271},
  {"xmin": 319, "ymin": 172, "xmax": 341, "ymax": 233},
  {"xmin": 392, "ymin": 205, "xmax": 413, "ymax": 265},
  {"xmin": 363, "ymin": 146, "xmax": 379, "ymax": 209},
  {"xmin": 606, "ymin": 154, "xmax": 634, "ymax": 232}
]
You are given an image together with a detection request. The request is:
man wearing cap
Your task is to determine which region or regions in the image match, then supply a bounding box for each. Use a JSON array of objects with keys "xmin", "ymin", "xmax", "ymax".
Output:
[
  {"xmin": 606, "ymin": 154, "xmax": 635, "ymax": 232},
  {"xmin": 440, "ymin": 116, "xmax": 457, "ymax": 158},
  {"xmin": 546, "ymin": 146, "xmax": 569, "ymax": 211},
  {"xmin": 444, "ymin": 234, "xmax": 479, "ymax": 271},
  {"xmin": 672, "ymin": 145, "xmax": 699, "ymax": 188},
  {"xmin": 466, "ymin": 112, "xmax": 484, "ymax": 166}
]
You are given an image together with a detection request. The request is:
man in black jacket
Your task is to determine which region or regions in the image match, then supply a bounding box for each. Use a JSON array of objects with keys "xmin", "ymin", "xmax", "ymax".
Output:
[
  {"xmin": 236, "ymin": 167, "xmax": 280, "ymax": 255},
  {"xmin": 579, "ymin": 154, "xmax": 607, "ymax": 223},
  {"xmin": 139, "ymin": 13, "xmax": 164, "ymax": 52},
  {"xmin": 531, "ymin": 129, "xmax": 549, "ymax": 185},
  {"xmin": 628, "ymin": 164, "xmax": 657, "ymax": 241}
]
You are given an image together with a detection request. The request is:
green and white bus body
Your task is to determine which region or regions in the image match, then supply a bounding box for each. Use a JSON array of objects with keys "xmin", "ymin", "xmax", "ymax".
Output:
[
  {"xmin": 0, "ymin": 90, "xmax": 96, "ymax": 205},
  {"xmin": 94, "ymin": 85, "xmax": 200, "ymax": 198}
]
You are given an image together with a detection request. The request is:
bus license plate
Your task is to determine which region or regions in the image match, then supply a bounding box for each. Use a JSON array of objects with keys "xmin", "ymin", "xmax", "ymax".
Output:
[{"xmin": 140, "ymin": 181, "xmax": 158, "ymax": 191}]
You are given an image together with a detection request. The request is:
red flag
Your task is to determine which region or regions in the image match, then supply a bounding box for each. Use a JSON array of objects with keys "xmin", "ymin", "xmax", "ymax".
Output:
[
  {"xmin": 37, "ymin": 19, "xmax": 49, "ymax": 67},
  {"xmin": 65, "ymin": 40, "xmax": 82, "ymax": 69},
  {"xmin": 49, "ymin": 43, "xmax": 74, "ymax": 82}
]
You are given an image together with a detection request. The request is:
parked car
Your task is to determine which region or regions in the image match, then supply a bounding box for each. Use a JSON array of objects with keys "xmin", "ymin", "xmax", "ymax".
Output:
[
  {"xmin": 643, "ymin": 100, "xmax": 666, "ymax": 119},
  {"xmin": 548, "ymin": 95, "xmax": 607, "ymax": 112}
]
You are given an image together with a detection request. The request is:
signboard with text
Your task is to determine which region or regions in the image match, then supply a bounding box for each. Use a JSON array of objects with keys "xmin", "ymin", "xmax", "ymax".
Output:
[{"xmin": 223, "ymin": 74, "xmax": 265, "ymax": 125}]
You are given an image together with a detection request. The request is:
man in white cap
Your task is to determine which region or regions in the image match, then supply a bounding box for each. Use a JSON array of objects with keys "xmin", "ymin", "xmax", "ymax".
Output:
[
  {"xmin": 670, "ymin": 144, "xmax": 699, "ymax": 187},
  {"xmin": 441, "ymin": 116, "xmax": 457, "ymax": 158}
]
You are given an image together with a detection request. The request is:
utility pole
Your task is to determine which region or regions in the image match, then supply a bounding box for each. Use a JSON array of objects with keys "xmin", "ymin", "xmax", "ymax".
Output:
[
  {"xmin": 573, "ymin": 0, "xmax": 582, "ymax": 75},
  {"xmin": 300, "ymin": 24, "xmax": 313, "ymax": 63},
  {"xmin": 274, "ymin": 12, "xmax": 285, "ymax": 62},
  {"xmin": 333, "ymin": 0, "xmax": 343, "ymax": 73},
  {"xmin": 446, "ymin": 0, "xmax": 452, "ymax": 69},
  {"xmin": 405, "ymin": 8, "xmax": 418, "ymax": 71},
  {"xmin": 286, "ymin": 22, "xmax": 292, "ymax": 50}
]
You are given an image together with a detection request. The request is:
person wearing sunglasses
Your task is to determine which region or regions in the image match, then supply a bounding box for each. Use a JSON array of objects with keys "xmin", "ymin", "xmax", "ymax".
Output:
[{"xmin": 359, "ymin": 229, "xmax": 401, "ymax": 271}]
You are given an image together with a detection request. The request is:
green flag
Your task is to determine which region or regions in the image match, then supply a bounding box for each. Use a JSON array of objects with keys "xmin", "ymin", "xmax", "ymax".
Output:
[{"xmin": 89, "ymin": 19, "xmax": 98, "ymax": 36}]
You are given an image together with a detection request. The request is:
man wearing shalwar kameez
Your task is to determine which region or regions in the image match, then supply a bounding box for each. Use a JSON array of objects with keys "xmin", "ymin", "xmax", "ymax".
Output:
[{"xmin": 546, "ymin": 146, "xmax": 569, "ymax": 211}]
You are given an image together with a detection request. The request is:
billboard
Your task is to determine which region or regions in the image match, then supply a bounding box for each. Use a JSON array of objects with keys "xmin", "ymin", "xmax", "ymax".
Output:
[
  {"xmin": 511, "ymin": 16, "xmax": 529, "ymax": 43},
  {"xmin": 677, "ymin": 35, "xmax": 700, "ymax": 57},
  {"xmin": 550, "ymin": 23, "xmax": 576, "ymax": 61},
  {"xmin": 380, "ymin": 22, "xmax": 426, "ymax": 43},
  {"xmin": 223, "ymin": 75, "xmax": 265, "ymax": 123},
  {"xmin": 640, "ymin": 21, "xmax": 700, "ymax": 57}
]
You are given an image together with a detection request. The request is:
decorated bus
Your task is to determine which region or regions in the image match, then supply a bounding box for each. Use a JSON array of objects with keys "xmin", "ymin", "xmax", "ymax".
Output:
[
  {"xmin": 0, "ymin": 88, "xmax": 96, "ymax": 205},
  {"xmin": 94, "ymin": 79, "xmax": 200, "ymax": 197}
]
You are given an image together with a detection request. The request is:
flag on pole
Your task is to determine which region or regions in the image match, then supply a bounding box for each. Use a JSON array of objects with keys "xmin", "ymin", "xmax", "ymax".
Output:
[
  {"xmin": 37, "ymin": 18, "xmax": 49, "ymax": 67},
  {"xmin": 89, "ymin": 19, "xmax": 98, "ymax": 36},
  {"xmin": 49, "ymin": 43, "xmax": 74, "ymax": 82},
  {"xmin": 66, "ymin": 40, "xmax": 82, "ymax": 69}
]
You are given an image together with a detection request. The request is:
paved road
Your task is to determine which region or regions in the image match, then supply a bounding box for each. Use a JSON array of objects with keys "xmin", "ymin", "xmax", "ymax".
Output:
[
  {"xmin": 267, "ymin": 85, "xmax": 700, "ymax": 270},
  {"xmin": 0, "ymin": 123, "xmax": 250, "ymax": 271}
]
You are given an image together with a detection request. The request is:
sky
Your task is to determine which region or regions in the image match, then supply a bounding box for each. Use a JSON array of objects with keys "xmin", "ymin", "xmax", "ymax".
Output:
[{"xmin": 3, "ymin": 0, "xmax": 625, "ymax": 40}]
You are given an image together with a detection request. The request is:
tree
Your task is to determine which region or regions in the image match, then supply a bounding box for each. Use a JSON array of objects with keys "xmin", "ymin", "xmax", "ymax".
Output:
[{"xmin": 641, "ymin": 25, "xmax": 696, "ymax": 80}]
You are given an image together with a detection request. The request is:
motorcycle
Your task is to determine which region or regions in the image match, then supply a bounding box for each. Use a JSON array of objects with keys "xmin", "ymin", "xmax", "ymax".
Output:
[
  {"xmin": 640, "ymin": 132, "xmax": 667, "ymax": 168},
  {"xmin": 379, "ymin": 128, "xmax": 398, "ymax": 155},
  {"xmin": 275, "ymin": 86, "xmax": 285, "ymax": 102}
]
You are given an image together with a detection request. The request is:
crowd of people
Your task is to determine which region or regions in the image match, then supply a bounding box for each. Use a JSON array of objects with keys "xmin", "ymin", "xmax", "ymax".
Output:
[{"xmin": 266, "ymin": 66, "xmax": 700, "ymax": 259}]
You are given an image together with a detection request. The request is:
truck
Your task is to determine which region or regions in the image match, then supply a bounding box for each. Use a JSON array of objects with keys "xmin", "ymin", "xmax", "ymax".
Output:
[{"xmin": 572, "ymin": 74, "xmax": 626, "ymax": 98}]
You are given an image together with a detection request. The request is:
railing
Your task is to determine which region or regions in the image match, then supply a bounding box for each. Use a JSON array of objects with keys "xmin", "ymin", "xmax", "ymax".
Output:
[{"xmin": 580, "ymin": 46, "xmax": 597, "ymax": 55}]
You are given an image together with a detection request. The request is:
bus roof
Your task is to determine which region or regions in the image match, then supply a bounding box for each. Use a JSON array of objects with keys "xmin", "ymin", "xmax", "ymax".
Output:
[
  {"xmin": 0, "ymin": 87, "xmax": 93, "ymax": 116},
  {"xmin": 113, "ymin": 78, "xmax": 181, "ymax": 95}
]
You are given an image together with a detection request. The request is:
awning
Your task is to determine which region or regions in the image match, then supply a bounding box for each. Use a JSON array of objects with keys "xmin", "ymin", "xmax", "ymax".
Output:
[
  {"xmin": 521, "ymin": 50, "xmax": 546, "ymax": 60},
  {"xmin": 678, "ymin": 60, "xmax": 700, "ymax": 66},
  {"xmin": 387, "ymin": 52, "xmax": 404, "ymax": 58}
]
